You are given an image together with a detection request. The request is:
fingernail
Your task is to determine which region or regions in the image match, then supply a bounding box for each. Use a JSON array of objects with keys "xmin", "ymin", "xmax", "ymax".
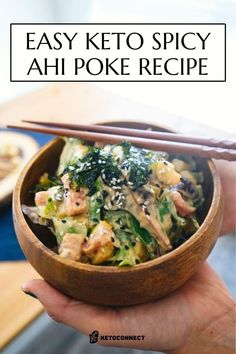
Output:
[{"xmin": 21, "ymin": 285, "xmax": 37, "ymax": 299}]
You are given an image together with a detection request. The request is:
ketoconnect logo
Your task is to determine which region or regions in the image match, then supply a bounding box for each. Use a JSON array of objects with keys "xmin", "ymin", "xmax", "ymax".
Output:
[
  {"xmin": 89, "ymin": 330, "xmax": 99, "ymax": 343},
  {"xmin": 88, "ymin": 330, "xmax": 145, "ymax": 344}
]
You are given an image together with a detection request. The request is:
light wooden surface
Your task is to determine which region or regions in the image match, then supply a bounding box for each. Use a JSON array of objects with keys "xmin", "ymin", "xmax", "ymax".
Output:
[
  {"xmin": 0, "ymin": 83, "xmax": 231, "ymax": 139},
  {"xmin": 0, "ymin": 261, "xmax": 43, "ymax": 349}
]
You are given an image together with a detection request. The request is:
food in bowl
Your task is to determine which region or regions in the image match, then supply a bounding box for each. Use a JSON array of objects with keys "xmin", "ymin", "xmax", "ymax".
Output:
[
  {"xmin": 0, "ymin": 142, "xmax": 22, "ymax": 180},
  {"xmin": 23, "ymin": 137, "xmax": 205, "ymax": 266},
  {"xmin": 0, "ymin": 131, "xmax": 39, "ymax": 205}
]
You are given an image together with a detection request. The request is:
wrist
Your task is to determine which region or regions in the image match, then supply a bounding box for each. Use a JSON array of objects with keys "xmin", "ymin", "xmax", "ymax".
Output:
[
  {"xmin": 168, "ymin": 301, "xmax": 235, "ymax": 354},
  {"xmin": 214, "ymin": 159, "xmax": 236, "ymax": 235}
]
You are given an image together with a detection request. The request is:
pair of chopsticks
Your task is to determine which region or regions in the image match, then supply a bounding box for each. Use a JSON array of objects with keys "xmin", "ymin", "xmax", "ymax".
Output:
[{"xmin": 6, "ymin": 120, "xmax": 236, "ymax": 161}]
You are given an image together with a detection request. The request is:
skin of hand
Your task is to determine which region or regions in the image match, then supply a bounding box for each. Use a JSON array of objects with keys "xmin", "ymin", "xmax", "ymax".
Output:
[
  {"xmin": 22, "ymin": 160, "xmax": 236, "ymax": 353},
  {"xmin": 22, "ymin": 263, "xmax": 235, "ymax": 354},
  {"xmin": 214, "ymin": 160, "xmax": 236, "ymax": 236}
]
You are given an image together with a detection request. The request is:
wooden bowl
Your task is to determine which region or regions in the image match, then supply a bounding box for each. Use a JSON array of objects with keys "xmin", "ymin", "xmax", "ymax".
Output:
[{"xmin": 13, "ymin": 122, "xmax": 223, "ymax": 306}]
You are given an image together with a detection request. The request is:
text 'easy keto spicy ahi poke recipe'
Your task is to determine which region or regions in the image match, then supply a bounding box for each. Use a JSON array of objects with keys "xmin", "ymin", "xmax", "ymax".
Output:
[{"xmin": 23, "ymin": 138, "xmax": 204, "ymax": 266}]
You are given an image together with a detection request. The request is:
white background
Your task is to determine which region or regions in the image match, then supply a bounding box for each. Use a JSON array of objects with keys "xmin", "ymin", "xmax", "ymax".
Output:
[
  {"xmin": 11, "ymin": 23, "xmax": 225, "ymax": 81},
  {"xmin": 0, "ymin": 0, "xmax": 235, "ymax": 133}
]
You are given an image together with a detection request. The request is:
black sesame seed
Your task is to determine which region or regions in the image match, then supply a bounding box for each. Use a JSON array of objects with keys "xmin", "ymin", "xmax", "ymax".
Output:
[
  {"xmin": 142, "ymin": 191, "xmax": 150, "ymax": 199},
  {"xmin": 164, "ymin": 161, "xmax": 168, "ymax": 165},
  {"xmin": 48, "ymin": 197, "xmax": 52, "ymax": 202},
  {"xmin": 75, "ymin": 202, "xmax": 80, "ymax": 206},
  {"xmin": 181, "ymin": 177, "xmax": 190, "ymax": 185},
  {"xmin": 61, "ymin": 219, "xmax": 66, "ymax": 224},
  {"xmin": 125, "ymin": 245, "xmax": 129, "ymax": 250},
  {"xmin": 46, "ymin": 219, "xmax": 53, "ymax": 227},
  {"xmin": 111, "ymin": 237, "xmax": 115, "ymax": 242},
  {"xmin": 102, "ymin": 190, "xmax": 109, "ymax": 199}
]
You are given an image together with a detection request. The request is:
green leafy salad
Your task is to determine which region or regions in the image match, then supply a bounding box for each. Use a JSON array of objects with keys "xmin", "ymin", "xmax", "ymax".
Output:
[{"xmin": 23, "ymin": 138, "xmax": 205, "ymax": 266}]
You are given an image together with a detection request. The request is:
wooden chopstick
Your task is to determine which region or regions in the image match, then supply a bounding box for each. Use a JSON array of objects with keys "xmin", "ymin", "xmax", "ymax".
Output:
[
  {"xmin": 5, "ymin": 123, "xmax": 236, "ymax": 161},
  {"xmin": 23, "ymin": 120, "xmax": 236, "ymax": 150}
]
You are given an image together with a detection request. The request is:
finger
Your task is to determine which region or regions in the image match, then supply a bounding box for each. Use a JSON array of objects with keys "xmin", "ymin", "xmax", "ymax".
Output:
[
  {"xmin": 21, "ymin": 279, "xmax": 115, "ymax": 336},
  {"xmin": 21, "ymin": 279, "xmax": 188, "ymax": 352},
  {"xmin": 21, "ymin": 280, "xmax": 154, "ymax": 350}
]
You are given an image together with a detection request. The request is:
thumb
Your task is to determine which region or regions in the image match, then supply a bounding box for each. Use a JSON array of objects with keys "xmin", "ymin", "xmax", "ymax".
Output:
[{"xmin": 21, "ymin": 279, "xmax": 114, "ymax": 336}]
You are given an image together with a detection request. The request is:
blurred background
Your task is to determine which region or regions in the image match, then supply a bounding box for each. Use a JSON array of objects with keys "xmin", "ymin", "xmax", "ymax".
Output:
[
  {"xmin": 1, "ymin": 0, "xmax": 236, "ymax": 132},
  {"xmin": 0, "ymin": 1, "xmax": 235, "ymax": 353}
]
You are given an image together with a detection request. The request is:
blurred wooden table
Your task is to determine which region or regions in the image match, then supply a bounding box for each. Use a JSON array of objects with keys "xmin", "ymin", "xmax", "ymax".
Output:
[
  {"xmin": 0, "ymin": 82, "xmax": 230, "ymax": 138},
  {"xmin": 0, "ymin": 262, "xmax": 43, "ymax": 349},
  {"xmin": 0, "ymin": 82, "xmax": 231, "ymax": 350}
]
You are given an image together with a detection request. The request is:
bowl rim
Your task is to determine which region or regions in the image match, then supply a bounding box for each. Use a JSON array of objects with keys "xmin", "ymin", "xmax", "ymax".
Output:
[{"xmin": 14, "ymin": 134, "xmax": 222, "ymax": 275}]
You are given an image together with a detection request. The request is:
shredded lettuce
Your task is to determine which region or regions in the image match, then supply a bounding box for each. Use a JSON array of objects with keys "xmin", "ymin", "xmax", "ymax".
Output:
[
  {"xmin": 23, "ymin": 139, "xmax": 205, "ymax": 266},
  {"xmin": 53, "ymin": 217, "xmax": 87, "ymax": 245}
]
